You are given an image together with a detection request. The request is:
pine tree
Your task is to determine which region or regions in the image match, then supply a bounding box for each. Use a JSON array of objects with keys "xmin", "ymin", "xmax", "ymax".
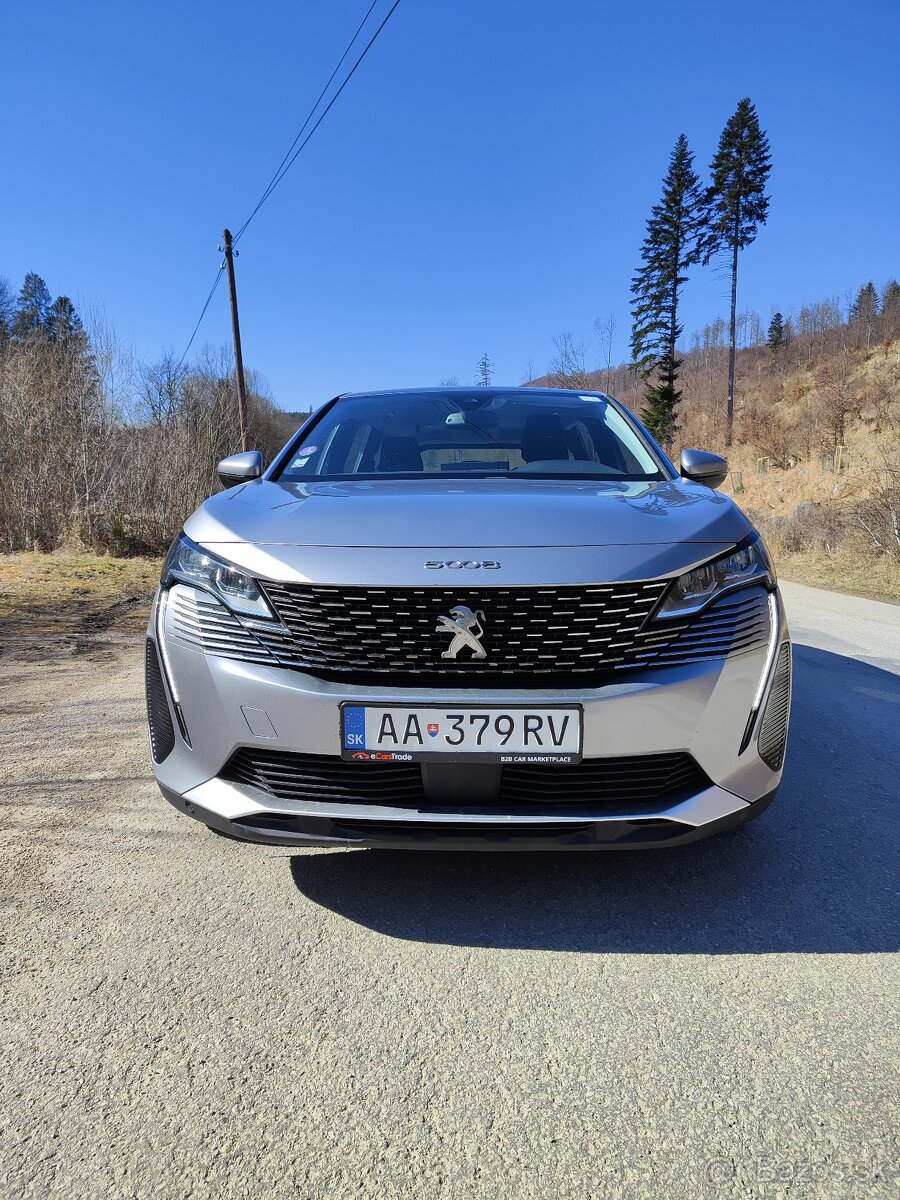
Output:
[
  {"xmin": 476, "ymin": 352, "xmax": 494, "ymax": 387},
  {"xmin": 12, "ymin": 272, "xmax": 52, "ymax": 339},
  {"xmin": 46, "ymin": 295, "xmax": 87, "ymax": 346},
  {"xmin": 882, "ymin": 279, "xmax": 900, "ymax": 314},
  {"xmin": 881, "ymin": 279, "xmax": 900, "ymax": 340},
  {"xmin": 0, "ymin": 276, "xmax": 14, "ymax": 344},
  {"xmin": 766, "ymin": 311, "xmax": 786, "ymax": 352},
  {"xmin": 630, "ymin": 133, "xmax": 704, "ymax": 447},
  {"xmin": 849, "ymin": 281, "xmax": 879, "ymax": 348},
  {"xmin": 849, "ymin": 281, "xmax": 878, "ymax": 322},
  {"xmin": 639, "ymin": 381, "xmax": 681, "ymax": 446},
  {"xmin": 700, "ymin": 99, "xmax": 771, "ymax": 447}
]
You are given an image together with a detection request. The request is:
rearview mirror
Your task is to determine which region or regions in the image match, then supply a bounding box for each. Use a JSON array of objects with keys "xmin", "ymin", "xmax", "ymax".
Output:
[
  {"xmin": 217, "ymin": 450, "xmax": 263, "ymax": 488},
  {"xmin": 680, "ymin": 448, "xmax": 728, "ymax": 489}
]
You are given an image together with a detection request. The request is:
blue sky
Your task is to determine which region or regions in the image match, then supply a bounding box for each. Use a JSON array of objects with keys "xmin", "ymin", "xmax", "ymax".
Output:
[{"xmin": 3, "ymin": 1, "xmax": 898, "ymax": 410}]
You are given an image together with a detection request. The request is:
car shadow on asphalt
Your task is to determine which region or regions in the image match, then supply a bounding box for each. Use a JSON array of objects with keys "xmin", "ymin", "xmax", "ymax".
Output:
[{"xmin": 289, "ymin": 645, "xmax": 900, "ymax": 953}]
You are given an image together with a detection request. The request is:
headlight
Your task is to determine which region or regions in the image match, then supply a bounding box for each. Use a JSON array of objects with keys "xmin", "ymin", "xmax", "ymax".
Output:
[
  {"xmin": 161, "ymin": 533, "xmax": 274, "ymax": 619},
  {"xmin": 656, "ymin": 535, "xmax": 775, "ymax": 618}
]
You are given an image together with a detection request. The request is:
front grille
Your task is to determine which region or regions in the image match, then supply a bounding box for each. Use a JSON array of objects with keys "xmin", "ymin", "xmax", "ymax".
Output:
[
  {"xmin": 164, "ymin": 580, "xmax": 770, "ymax": 685},
  {"xmin": 221, "ymin": 749, "xmax": 710, "ymax": 814},
  {"xmin": 251, "ymin": 581, "xmax": 770, "ymax": 685},
  {"xmin": 758, "ymin": 643, "xmax": 791, "ymax": 770},
  {"xmin": 258, "ymin": 581, "xmax": 664, "ymax": 681},
  {"xmin": 145, "ymin": 639, "xmax": 176, "ymax": 763}
]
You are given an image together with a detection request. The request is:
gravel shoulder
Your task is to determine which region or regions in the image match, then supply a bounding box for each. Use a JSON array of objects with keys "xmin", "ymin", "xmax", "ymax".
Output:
[{"xmin": 1, "ymin": 581, "xmax": 898, "ymax": 1199}]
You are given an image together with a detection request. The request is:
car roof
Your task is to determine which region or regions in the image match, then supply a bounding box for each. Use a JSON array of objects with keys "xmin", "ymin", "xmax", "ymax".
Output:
[{"xmin": 339, "ymin": 386, "xmax": 613, "ymax": 401}]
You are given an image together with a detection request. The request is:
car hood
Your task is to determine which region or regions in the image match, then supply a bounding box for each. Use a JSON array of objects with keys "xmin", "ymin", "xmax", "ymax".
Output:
[
  {"xmin": 182, "ymin": 477, "xmax": 754, "ymax": 586},
  {"xmin": 186, "ymin": 476, "xmax": 750, "ymax": 549}
]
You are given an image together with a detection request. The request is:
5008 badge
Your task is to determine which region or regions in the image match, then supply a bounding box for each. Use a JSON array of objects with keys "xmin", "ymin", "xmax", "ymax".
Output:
[{"xmin": 423, "ymin": 560, "xmax": 501, "ymax": 569}]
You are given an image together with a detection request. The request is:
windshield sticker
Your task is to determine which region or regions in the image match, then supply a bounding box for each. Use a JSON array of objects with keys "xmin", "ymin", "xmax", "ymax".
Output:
[{"xmin": 298, "ymin": 445, "xmax": 318, "ymax": 456}]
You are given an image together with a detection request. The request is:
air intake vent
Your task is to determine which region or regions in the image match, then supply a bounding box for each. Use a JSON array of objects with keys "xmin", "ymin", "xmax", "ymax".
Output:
[
  {"xmin": 758, "ymin": 643, "xmax": 791, "ymax": 770},
  {"xmin": 499, "ymin": 752, "xmax": 710, "ymax": 810},
  {"xmin": 145, "ymin": 639, "xmax": 176, "ymax": 763},
  {"xmin": 223, "ymin": 748, "xmax": 425, "ymax": 806},
  {"xmin": 221, "ymin": 749, "xmax": 711, "ymax": 814}
]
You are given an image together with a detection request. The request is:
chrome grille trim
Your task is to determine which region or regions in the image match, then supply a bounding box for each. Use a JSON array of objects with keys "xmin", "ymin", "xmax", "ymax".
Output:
[
  {"xmin": 639, "ymin": 589, "xmax": 770, "ymax": 666},
  {"xmin": 169, "ymin": 588, "xmax": 274, "ymax": 663}
]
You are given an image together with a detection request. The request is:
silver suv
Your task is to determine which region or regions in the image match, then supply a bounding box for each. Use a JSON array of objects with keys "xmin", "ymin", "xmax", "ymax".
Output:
[{"xmin": 146, "ymin": 387, "xmax": 791, "ymax": 849}]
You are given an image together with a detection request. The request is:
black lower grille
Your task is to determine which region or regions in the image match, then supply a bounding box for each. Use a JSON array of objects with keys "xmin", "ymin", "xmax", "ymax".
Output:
[
  {"xmin": 499, "ymin": 752, "xmax": 710, "ymax": 809},
  {"xmin": 758, "ymin": 643, "xmax": 791, "ymax": 769},
  {"xmin": 221, "ymin": 749, "xmax": 711, "ymax": 814},
  {"xmin": 223, "ymin": 747, "xmax": 426, "ymax": 805},
  {"xmin": 145, "ymin": 639, "xmax": 176, "ymax": 763}
]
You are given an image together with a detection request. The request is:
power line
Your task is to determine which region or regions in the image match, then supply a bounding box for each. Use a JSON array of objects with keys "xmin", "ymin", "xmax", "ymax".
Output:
[
  {"xmin": 233, "ymin": 0, "xmax": 402, "ymax": 246},
  {"xmin": 232, "ymin": 0, "xmax": 382, "ymax": 244},
  {"xmin": 175, "ymin": 0, "xmax": 402, "ymax": 368},
  {"xmin": 176, "ymin": 262, "xmax": 225, "ymax": 370}
]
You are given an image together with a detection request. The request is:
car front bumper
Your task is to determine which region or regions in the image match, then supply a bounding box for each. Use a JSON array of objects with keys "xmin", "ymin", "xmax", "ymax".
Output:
[{"xmin": 147, "ymin": 584, "xmax": 790, "ymax": 850}]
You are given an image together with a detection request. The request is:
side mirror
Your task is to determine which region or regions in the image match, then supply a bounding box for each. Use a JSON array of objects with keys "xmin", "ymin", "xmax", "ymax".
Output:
[
  {"xmin": 217, "ymin": 450, "xmax": 263, "ymax": 488},
  {"xmin": 680, "ymin": 448, "xmax": 728, "ymax": 489}
]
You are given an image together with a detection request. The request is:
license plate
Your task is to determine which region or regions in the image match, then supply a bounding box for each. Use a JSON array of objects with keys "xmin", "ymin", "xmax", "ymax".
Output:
[{"xmin": 340, "ymin": 704, "xmax": 582, "ymax": 764}]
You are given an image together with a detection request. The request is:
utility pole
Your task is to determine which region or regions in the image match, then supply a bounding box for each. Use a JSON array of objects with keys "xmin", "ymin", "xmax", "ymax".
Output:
[{"xmin": 221, "ymin": 228, "xmax": 249, "ymax": 451}]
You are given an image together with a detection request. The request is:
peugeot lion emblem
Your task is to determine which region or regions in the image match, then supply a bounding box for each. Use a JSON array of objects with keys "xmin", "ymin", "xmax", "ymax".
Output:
[{"xmin": 436, "ymin": 606, "xmax": 487, "ymax": 660}]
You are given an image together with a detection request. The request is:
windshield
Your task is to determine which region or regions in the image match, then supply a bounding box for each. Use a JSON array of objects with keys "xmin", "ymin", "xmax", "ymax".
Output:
[{"xmin": 276, "ymin": 390, "xmax": 667, "ymax": 482}]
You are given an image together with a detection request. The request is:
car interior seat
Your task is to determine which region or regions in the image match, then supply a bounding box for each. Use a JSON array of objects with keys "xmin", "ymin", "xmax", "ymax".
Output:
[
  {"xmin": 377, "ymin": 436, "xmax": 423, "ymax": 473},
  {"xmin": 520, "ymin": 413, "xmax": 571, "ymax": 463}
]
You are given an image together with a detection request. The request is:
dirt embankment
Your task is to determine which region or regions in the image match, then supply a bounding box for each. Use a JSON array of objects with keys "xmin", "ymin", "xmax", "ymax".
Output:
[
  {"xmin": 0, "ymin": 553, "xmax": 158, "ymax": 654},
  {"xmin": 0, "ymin": 553, "xmax": 159, "ymax": 718}
]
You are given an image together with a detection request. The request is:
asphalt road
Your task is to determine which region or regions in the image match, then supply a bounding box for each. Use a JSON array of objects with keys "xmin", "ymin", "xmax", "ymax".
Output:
[{"xmin": 1, "ymin": 581, "xmax": 898, "ymax": 1199}]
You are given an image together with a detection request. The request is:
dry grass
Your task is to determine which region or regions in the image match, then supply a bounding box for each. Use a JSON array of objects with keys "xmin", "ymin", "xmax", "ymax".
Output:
[
  {"xmin": 776, "ymin": 551, "xmax": 899, "ymax": 606},
  {"xmin": 718, "ymin": 405, "xmax": 900, "ymax": 604},
  {"xmin": 0, "ymin": 553, "xmax": 161, "ymax": 662},
  {"xmin": 0, "ymin": 552, "xmax": 161, "ymax": 618},
  {"xmin": 725, "ymin": 447, "xmax": 873, "ymax": 512}
]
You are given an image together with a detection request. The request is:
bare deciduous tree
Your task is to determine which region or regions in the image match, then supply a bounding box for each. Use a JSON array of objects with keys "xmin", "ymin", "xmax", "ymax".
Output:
[
  {"xmin": 850, "ymin": 451, "xmax": 900, "ymax": 559},
  {"xmin": 816, "ymin": 337, "xmax": 856, "ymax": 449},
  {"xmin": 548, "ymin": 332, "xmax": 591, "ymax": 390},
  {"xmin": 594, "ymin": 313, "xmax": 616, "ymax": 394}
]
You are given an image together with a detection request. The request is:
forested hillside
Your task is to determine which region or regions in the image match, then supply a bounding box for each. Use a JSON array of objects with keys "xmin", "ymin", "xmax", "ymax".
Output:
[
  {"xmin": 535, "ymin": 283, "xmax": 900, "ymax": 598},
  {"xmin": 1, "ymin": 267, "xmax": 898, "ymax": 599},
  {"xmin": 0, "ymin": 273, "xmax": 297, "ymax": 555}
]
